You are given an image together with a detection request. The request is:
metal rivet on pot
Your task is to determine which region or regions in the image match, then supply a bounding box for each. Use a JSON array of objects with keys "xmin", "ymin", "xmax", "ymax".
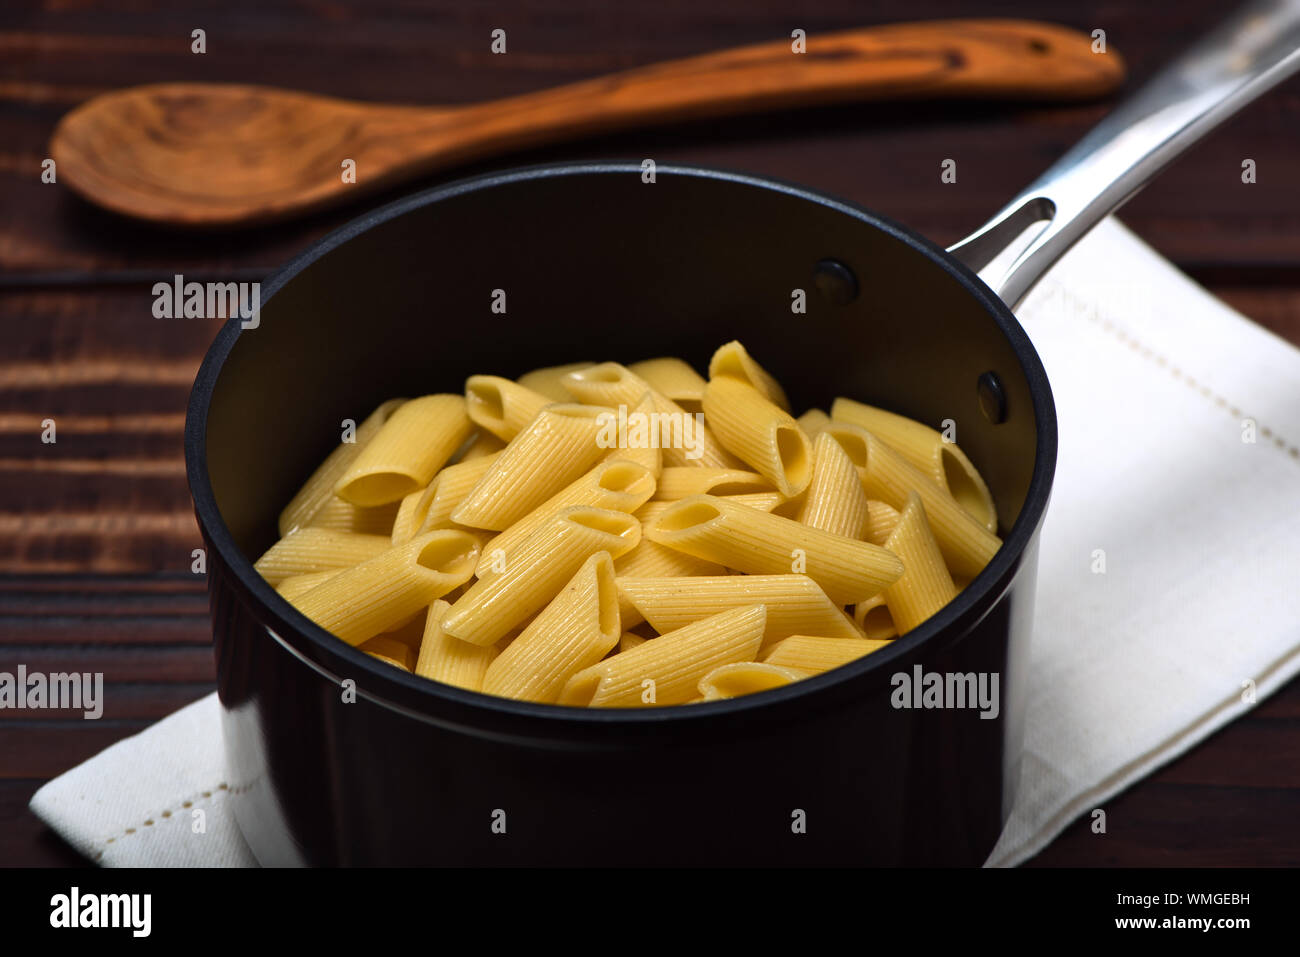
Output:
[
  {"xmin": 812, "ymin": 259, "xmax": 858, "ymax": 305},
  {"xmin": 977, "ymin": 372, "xmax": 1007, "ymax": 424}
]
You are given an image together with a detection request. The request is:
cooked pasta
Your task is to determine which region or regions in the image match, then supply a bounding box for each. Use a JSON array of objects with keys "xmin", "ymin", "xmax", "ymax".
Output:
[
  {"xmin": 831, "ymin": 397, "xmax": 998, "ymax": 532},
  {"xmin": 617, "ymin": 574, "xmax": 862, "ymax": 646},
  {"xmin": 628, "ymin": 357, "xmax": 708, "ymax": 410},
  {"xmin": 254, "ymin": 527, "xmax": 391, "ymax": 585},
  {"xmin": 451, "ymin": 404, "xmax": 611, "ymax": 530},
  {"xmin": 797, "ymin": 431, "xmax": 870, "ymax": 539},
  {"xmin": 334, "ymin": 394, "xmax": 473, "ymax": 507},
  {"xmin": 441, "ymin": 507, "xmax": 640, "ymax": 646},
  {"xmin": 559, "ymin": 605, "xmax": 766, "ymax": 707},
  {"xmin": 697, "ymin": 661, "xmax": 809, "ymax": 700},
  {"xmin": 482, "ymin": 552, "xmax": 622, "ymax": 702},
  {"xmin": 707, "ymin": 340, "xmax": 790, "ymax": 411},
  {"xmin": 278, "ymin": 398, "xmax": 405, "ymax": 535},
  {"xmin": 291, "ymin": 529, "xmax": 480, "ymax": 645},
  {"xmin": 702, "ymin": 376, "xmax": 810, "ymax": 497},
  {"xmin": 644, "ymin": 495, "xmax": 903, "ymax": 605},
  {"xmin": 476, "ymin": 458, "xmax": 654, "ymax": 575},
  {"xmin": 516, "ymin": 361, "xmax": 595, "ymax": 402},
  {"xmin": 762, "ymin": 635, "xmax": 891, "ymax": 673},
  {"xmin": 465, "ymin": 375, "xmax": 554, "ymax": 442},
  {"xmin": 415, "ymin": 599, "xmax": 498, "ymax": 692},
  {"xmin": 259, "ymin": 340, "xmax": 1004, "ymax": 707}
]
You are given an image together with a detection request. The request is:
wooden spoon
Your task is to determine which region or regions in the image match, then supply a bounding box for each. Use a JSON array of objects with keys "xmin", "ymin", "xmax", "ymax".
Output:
[{"xmin": 50, "ymin": 19, "xmax": 1123, "ymax": 228}]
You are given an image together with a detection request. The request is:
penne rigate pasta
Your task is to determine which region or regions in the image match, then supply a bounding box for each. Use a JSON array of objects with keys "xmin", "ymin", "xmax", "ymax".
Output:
[
  {"xmin": 837, "ymin": 425, "xmax": 1002, "ymax": 580},
  {"xmin": 452, "ymin": 404, "xmax": 611, "ymax": 530},
  {"xmin": 707, "ymin": 340, "xmax": 790, "ymax": 411},
  {"xmin": 797, "ymin": 431, "xmax": 870, "ymax": 539},
  {"xmin": 360, "ymin": 634, "xmax": 416, "ymax": 671},
  {"xmin": 853, "ymin": 593, "xmax": 898, "ymax": 640},
  {"xmin": 483, "ymin": 552, "xmax": 622, "ymax": 702},
  {"xmin": 645, "ymin": 495, "xmax": 902, "ymax": 605},
  {"xmin": 761, "ymin": 635, "xmax": 890, "ymax": 674},
  {"xmin": 517, "ymin": 361, "xmax": 595, "ymax": 402},
  {"xmin": 562, "ymin": 362, "xmax": 736, "ymax": 468},
  {"xmin": 415, "ymin": 599, "xmax": 498, "ymax": 692},
  {"xmin": 465, "ymin": 375, "xmax": 554, "ymax": 442},
  {"xmin": 653, "ymin": 467, "xmax": 771, "ymax": 500},
  {"xmin": 291, "ymin": 530, "xmax": 480, "ymax": 646},
  {"xmin": 559, "ymin": 605, "xmax": 766, "ymax": 707},
  {"xmin": 796, "ymin": 408, "xmax": 831, "ymax": 439},
  {"xmin": 882, "ymin": 492, "xmax": 958, "ymax": 633},
  {"xmin": 411, "ymin": 452, "xmax": 501, "ymax": 536},
  {"xmin": 254, "ymin": 527, "xmax": 391, "ymax": 585},
  {"xmin": 831, "ymin": 396, "xmax": 998, "ymax": 533},
  {"xmin": 628, "ymin": 357, "xmax": 708, "ymax": 410},
  {"xmin": 618, "ymin": 574, "xmax": 862, "ymax": 646},
  {"xmin": 697, "ymin": 661, "xmax": 809, "ymax": 700},
  {"xmin": 864, "ymin": 499, "xmax": 901, "ymax": 547},
  {"xmin": 702, "ymin": 376, "xmax": 810, "ymax": 497},
  {"xmin": 306, "ymin": 495, "xmax": 400, "ymax": 536},
  {"xmin": 475, "ymin": 458, "xmax": 654, "ymax": 575},
  {"xmin": 260, "ymin": 340, "xmax": 1004, "ymax": 707},
  {"xmin": 278, "ymin": 398, "xmax": 405, "ymax": 535},
  {"xmin": 335, "ymin": 394, "xmax": 473, "ymax": 506},
  {"xmin": 275, "ymin": 569, "xmax": 340, "ymax": 605},
  {"xmin": 442, "ymin": 507, "xmax": 640, "ymax": 646}
]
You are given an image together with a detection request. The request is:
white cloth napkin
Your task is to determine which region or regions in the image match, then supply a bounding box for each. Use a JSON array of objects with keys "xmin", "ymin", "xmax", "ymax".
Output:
[{"xmin": 29, "ymin": 218, "xmax": 1300, "ymax": 867}]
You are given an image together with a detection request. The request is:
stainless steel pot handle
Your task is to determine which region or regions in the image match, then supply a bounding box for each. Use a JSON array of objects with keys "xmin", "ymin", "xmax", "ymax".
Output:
[{"xmin": 949, "ymin": 0, "xmax": 1300, "ymax": 309}]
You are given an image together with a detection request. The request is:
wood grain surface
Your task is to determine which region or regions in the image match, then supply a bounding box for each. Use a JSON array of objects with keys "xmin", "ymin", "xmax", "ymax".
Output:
[{"xmin": 0, "ymin": 0, "xmax": 1297, "ymax": 867}]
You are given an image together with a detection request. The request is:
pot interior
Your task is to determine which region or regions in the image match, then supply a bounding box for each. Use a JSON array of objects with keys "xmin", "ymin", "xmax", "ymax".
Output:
[{"xmin": 202, "ymin": 165, "xmax": 1050, "ymax": 570}]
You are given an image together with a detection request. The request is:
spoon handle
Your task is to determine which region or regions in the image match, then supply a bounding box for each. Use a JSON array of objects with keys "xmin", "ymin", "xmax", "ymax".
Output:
[{"xmin": 439, "ymin": 20, "xmax": 1121, "ymax": 160}]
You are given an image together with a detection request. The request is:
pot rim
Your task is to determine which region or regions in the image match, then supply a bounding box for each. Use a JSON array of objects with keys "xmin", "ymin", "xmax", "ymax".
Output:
[{"xmin": 184, "ymin": 160, "xmax": 1058, "ymax": 731}]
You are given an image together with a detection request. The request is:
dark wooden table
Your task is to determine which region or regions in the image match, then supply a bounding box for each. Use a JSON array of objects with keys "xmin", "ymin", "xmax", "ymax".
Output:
[{"xmin": 2, "ymin": 0, "xmax": 1297, "ymax": 867}]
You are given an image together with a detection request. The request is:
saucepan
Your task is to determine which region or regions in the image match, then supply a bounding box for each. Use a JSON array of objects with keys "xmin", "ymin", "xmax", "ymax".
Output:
[{"xmin": 185, "ymin": 2, "xmax": 1300, "ymax": 865}]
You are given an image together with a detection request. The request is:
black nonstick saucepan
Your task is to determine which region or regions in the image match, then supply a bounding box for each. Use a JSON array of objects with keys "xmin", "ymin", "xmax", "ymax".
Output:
[{"xmin": 185, "ymin": 3, "xmax": 1300, "ymax": 865}]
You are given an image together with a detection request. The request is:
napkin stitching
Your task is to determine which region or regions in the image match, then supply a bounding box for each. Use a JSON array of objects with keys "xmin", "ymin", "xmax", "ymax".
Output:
[
  {"xmin": 1047, "ymin": 281, "xmax": 1300, "ymax": 462},
  {"xmin": 93, "ymin": 781, "xmax": 233, "ymax": 861}
]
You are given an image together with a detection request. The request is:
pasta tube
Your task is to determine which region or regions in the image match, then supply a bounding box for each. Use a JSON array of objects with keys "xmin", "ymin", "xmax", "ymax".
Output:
[
  {"xmin": 882, "ymin": 492, "xmax": 958, "ymax": 633},
  {"xmin": 253, "ymin": 527, "xmax": 391, "ymax": 585},
  {"xmin": 442, "ymin": 507, "xmax": 640, "ymax": 646},
  {"xmin": 291, "ymin": 529, "xmax": 480, "ymax": 646},
  {"xmin": 644, "ymin": 495, "xmax": 902, "ymax": 604},
  {"xmin": 559, "ymin": 604, "xmax": 766, "ymax": 707},
  {"xmin": 335, "ymin": 394, "xmax": 473, "ymax": 506},
  {"xmin": 701, "ymin": 376, "xmax": 811, "ymax": 497},
  {"xmin": 617, "ymin": 574, "xmax": 862, "ymax": 646},
  {"xmin": 306, "ymin": 495, "xmax": 400, "ymax": 536},
  {"xmin": 853, "ymin": 593, "xmax": 898, "ymax": 640},
  {"xmin": 415, "ymin": 599, "xmax": 498, "ymax": 692},
  {"xmin": 476, "ymin": 459, "xmax": 654, "ymax": 575},
  {"xmin": 797, "ymin": 408, "xmax": 831, "ymax": 439},
  {"xmin": 797, "ymin": 431, "xmax": 870, "ymax": 539},
  {"xmin": 277, "ymin": 398, "xmax": 404, "ymax": 535},
  {"xmin": 697, "ymin": 661, "xmax": 809, "ymax": 700},
  {"xmin": 465, "ymin": 375, "xmax": 554, "ymax": 442},
  {"xmin": 864, "ymin": 499, "xmax": 901, "ymax": 546},
  {"xmin": 761, "ymin": 635, "xmax": 890, "ymax": 673},
  {"xmin": 831, "ymin": 397, "xmax": 997, "ymax": 533},
  {"xmin": 830, "ymin": 424, "xmax": 1002, "ymax": 580},
  {"xmin": 627, "ymin": 357, "xmax": 708, "ymax": 409},
  {"xmin": 653, "ymin": 467, "xmax": 771, "ymax": 500},
  {"xmin": 452, "ymin": 404, "xmax": 610, "ymax": 530},
  {"xmin": 483, "ymin": 552, "xmax": 622, "ymax": 702},
  {"xmin": 707, "ymin": 340, "xmax": 790, "ymax": 411},
  {"xmin": 516, "ymin": 361, "xmax": 595, "ymax": 402},
  {"xmin": 562, "ymin": 362, "xmax": 736, "ymax": 468}
]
